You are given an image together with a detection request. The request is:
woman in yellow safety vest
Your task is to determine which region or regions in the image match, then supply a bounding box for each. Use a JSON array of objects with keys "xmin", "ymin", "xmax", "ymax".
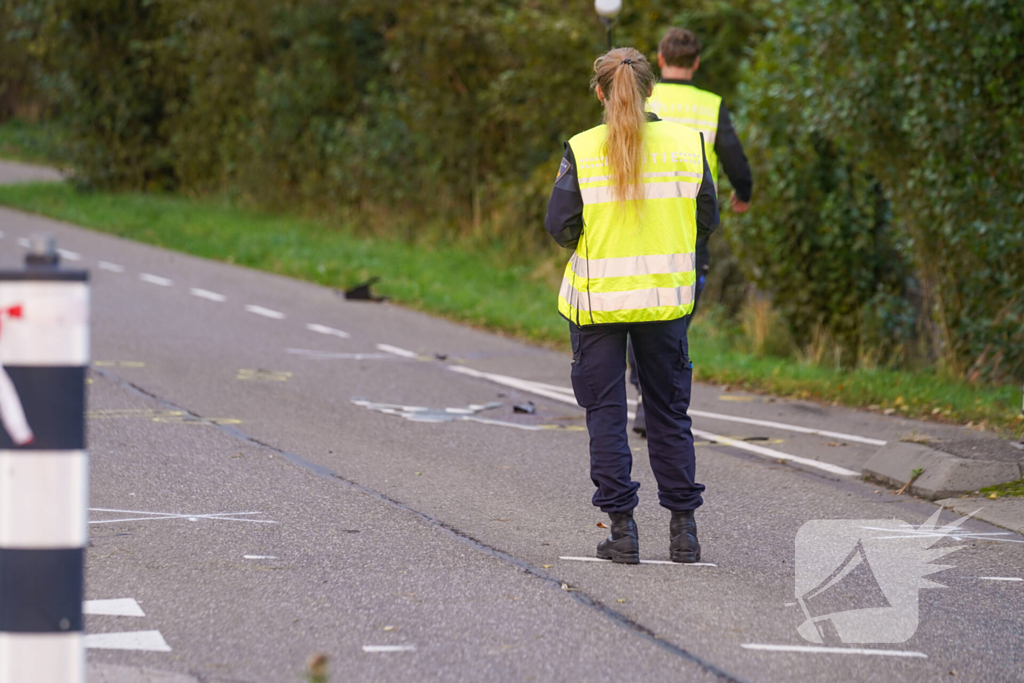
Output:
[{"xmin": 545, "ymin": 47, "xmax": 719, "ymax": 564}]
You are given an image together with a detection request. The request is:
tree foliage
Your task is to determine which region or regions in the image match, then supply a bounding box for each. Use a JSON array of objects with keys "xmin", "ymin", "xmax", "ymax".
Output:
[
  {"xmin": 2, "ymin": 0, "xmax": 1022, "ymax": 381},
  {"xmin": 734, "ymin": 0, "xmax": 1024, "ymax": 380}
]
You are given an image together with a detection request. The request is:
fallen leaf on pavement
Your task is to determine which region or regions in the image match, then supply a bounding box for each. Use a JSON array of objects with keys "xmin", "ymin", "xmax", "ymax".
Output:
[{"xmin": 596, "ymin": 522, "xmax": 608, "ymax": 529}]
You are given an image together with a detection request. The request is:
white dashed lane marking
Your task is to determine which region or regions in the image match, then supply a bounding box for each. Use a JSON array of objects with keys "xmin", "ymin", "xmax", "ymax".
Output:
[
  {"xmin": 17, "ymin": 237, "xmax": 30, "ymax": 248},
  {"xmin": 98, "ymin": 261, "xmax": 125, "ymax": 273},
  {"xmin": 83, "ymin": 598, "xmax": 145, "ymax": 617},
  {"xmin": 140, "ymin": 273, "xmax": 173, "ymax": 287},
  {"xmin": 376, "ymin": 343, "xmax": 418, "ymax": 358},
  {"xmin": 85, "ymin": 631, "xmax": 172, "ymax": 652},
  {"xmin": 363, "ymin": 645, "xmax": 416, "ymax": 653},
  {"xmin": 245, "ymin": 305, "xmax": 285, "ymax": 320},
  {"xmin": 57, "ymin": 248, "xmax": 81, "ymax": 261},
  {"xmin": 191, "ymin": 288, "xmax": 227, "ymax": 302},
  {"xmin": 307, "ymin": 323, "xmax": 350, "ymax": 339}
]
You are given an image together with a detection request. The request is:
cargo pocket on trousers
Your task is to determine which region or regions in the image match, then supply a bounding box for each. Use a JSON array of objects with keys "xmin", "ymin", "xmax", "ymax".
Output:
[
  {"xmin": 670, "ymin": 338, "xmax": 693, "ymax": 406},
  {"xmin": 569, "ymin": 327, "xmax": 598, "ymax": 409}
]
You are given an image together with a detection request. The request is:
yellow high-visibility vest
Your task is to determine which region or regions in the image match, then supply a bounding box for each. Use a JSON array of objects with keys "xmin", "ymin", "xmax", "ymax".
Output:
[
  {"xmin": 648, "ymin": 83, "xmax": 721, "ymax": 188},
  {"xmin": 558, "ymin": 121, "xmax": 704, "ymax": 325}
]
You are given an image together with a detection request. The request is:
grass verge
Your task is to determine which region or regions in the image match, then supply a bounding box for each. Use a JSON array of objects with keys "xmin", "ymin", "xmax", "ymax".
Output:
[
  {"xmin": 979, "ymin": 479, "xmax": 1024, "ymax": 499},
  {"xmin": 0, "ymin": 180, "xmax": 1020, "ymax": 436}
]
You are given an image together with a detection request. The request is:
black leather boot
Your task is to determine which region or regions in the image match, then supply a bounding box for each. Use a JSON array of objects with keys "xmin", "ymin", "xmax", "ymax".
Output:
[
  {"xmin": 670, "ymin": 510, "xmax": 701, "ymax": 563},
  {"xmin": 596, "ymin": 511, "xmax": 639, "ymax": 564},
  {"xmin": 632, "ymin": 396, "xmax": 647, "ymax": 438}
]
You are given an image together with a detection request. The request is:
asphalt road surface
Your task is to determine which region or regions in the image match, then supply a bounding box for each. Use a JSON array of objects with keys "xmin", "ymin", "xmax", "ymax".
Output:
[{"xmin": 0, "ymin": 168, "xmax": 1021, "ymax": 682}]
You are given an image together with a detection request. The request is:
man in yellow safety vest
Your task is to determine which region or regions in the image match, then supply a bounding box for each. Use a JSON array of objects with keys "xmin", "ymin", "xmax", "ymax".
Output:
[{"xmin": 630, "ymin": 27, "xmax": 753, "ymax": 437}]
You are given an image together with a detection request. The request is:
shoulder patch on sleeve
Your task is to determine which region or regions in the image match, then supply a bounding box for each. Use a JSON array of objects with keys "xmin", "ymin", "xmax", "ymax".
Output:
[{"xmin": 556, "ymin": 157, "xmax": 571, "ymax": 183}]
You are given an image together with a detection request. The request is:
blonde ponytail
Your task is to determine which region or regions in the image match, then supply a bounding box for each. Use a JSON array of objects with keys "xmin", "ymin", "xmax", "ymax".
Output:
[{"xmin": 591, "ymin": 48, "xmax": 656, "ymax": 203}]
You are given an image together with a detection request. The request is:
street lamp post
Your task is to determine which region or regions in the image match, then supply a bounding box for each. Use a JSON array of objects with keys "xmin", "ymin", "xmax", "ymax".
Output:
[{"xmin": 594, "ymin": 0, "xmax": 622, "ymax": 51}]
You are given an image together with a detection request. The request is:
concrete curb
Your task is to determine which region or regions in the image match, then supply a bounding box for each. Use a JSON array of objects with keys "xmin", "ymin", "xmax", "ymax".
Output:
[
  {"xmin": 88, "ymin": 663, "xmax": 199, "ymax": 683},
  {"xmin": 863, "ymin": 441, "xmax": 1023, "ymax": 500}
]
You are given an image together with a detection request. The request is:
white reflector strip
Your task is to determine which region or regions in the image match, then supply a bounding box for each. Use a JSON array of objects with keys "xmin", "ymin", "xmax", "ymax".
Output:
[
  {"xmin": 582, "ymin": 170, "xmax": 703, "ymax": 183},
  {"xmin": 0, "ymin": 451, "xmax": 88, "ymax": 548},
  {"xmin": 0, "ymin": 282, "xmax": 88, "ymax": 366},
  {"xmin": 580, "ymin": 180, "xmax": 700, "ymax": 205},
  {"xmin": 570, "ymin": 252, "xmax": 695, "ymax": 279},
  {"xmin": 559, "ymin": 281, "xmax": 694, "ymax": 312},
  {"xmin": 0, "ymin": 633, "xmax": 84, "ymax": 681},
  {"xmin": 663, "ymin": 119, "xmax": 718, "ymax": 146}
]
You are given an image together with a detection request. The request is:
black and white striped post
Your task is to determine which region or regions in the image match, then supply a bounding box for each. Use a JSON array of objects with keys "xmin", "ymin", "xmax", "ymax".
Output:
[{"xmin": 0, "ymin": 235, "xmax": 88, "ymax": 682}]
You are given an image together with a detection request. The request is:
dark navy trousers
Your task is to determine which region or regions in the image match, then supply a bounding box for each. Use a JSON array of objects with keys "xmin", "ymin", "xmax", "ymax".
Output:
[{"xmin": 569, "ymin": 316, "xmax": 705, "ymax": 513}]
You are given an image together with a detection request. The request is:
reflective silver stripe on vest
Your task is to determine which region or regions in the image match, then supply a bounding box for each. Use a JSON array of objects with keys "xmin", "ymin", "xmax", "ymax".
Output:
[
  {"xmin": 579, "ymin": 180, "xmax": 700, "ymax": 205},
  {"xmin": 559, "ymin": 279, "xmax": 694, "ymax": 312},
  {"xmin": 664, "ymin": 118, "xmax": 717, "ymax": 146},
  {"xmin": 581, "ymin": 170, "xmax": 703, "ymax": 184},
  {"xmin": 570, "ymin": 252, "xmax": 695, "ymax": 279}
]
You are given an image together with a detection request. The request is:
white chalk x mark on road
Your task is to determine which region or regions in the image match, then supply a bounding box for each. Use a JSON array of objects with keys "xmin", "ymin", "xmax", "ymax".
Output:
[
  {"xmin": 245, "ymin": 304, "xmax": 285, "ymax": 319},
  {"xmin": 559, "ymin": 556, "xmax": 717, "ymax": 568},
  {"xmin": 448, "ymin": 366, "xmax": 860, "ymax": 477},
  {"xmin": 741, "ymin": 644, "xmax": 926, "ymax": 658},
  {"xmin": 307, "ymin": 323, "xmax": 350, "ymax": 339},
  {"xmin": 352, "ymin": 399, "xmax": 502, "ymax": 424},
  {"xmin": 190, "ymin": 288, "xmax": 226, "ymax": 302},
  {"xmin": 89, "ymin": 508, "xmax": 277, "ymax": 525},
  {"xmin": 376, "ymin": 343, "xmax": 419, "ymax": 358},
  {"xmin": 140, "ymin": 273, "xmax": 173, "ymax": 287},
  {"xmin": 84, "ymin": 598, "xmax": 145, "ymax": 617},
  {"xmin": 85, "ymin": 631, "xmax": 172, "ymax": 652},
  {"xmin": 363, "ymin": 645, "xmax": 416, "ymax": 653},
  {"xmin": 98, "ymin": 261, "xmax": 125, "ymax": 273}
]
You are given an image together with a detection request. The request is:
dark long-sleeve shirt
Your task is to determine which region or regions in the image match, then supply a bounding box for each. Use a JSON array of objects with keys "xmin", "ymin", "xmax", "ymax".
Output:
[
  {"xmin": 659, "ymin": 79, "xmax": 753, "ymax": 203},
  {"xmin": 545, "ymin": 115, "xmax": 719, "ymax": 251}
]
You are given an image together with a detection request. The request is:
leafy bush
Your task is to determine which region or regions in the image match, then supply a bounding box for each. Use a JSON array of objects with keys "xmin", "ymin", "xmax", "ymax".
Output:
[{"xmin": 736, "ymin": 0, "xmax": 1024, "ymax": 381}]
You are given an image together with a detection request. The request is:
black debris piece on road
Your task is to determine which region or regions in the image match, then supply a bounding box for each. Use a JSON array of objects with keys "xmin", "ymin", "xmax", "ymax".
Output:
[{"xmin": 344, "ymin": 276, "xmax": 387, "ymax": 302}]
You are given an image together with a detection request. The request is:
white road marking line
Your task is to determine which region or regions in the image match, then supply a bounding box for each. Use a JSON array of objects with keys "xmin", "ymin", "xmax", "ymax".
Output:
[
  {"xmin": 449, "ymin": 366, "xmax": 860, "ymax": 477},
  {"xmin": 560, "ymin": 556, "xmax": 717, "ymax": 567},
  {"xmin": 472, "ymin": 377, "xmax": 885, "ymax": 446},
  {"xmin": 84, "ymin": 631, "xmax": 171, "ymax": 652},
  {"xmin": 245, "ymin": 304, "xmax": 285, "ymax": 319},
  {"xmin": 0, "ymin": 231, "xmax": 4, "ymax": 238},
  {"xmin": 287, "ymin": 348, "xmax": 395, "ymax": 360},
  {"xmin": 690, "ymin": 429, "xmax": 859, "ymax": 476},
  {"xmin": 139, "ymin": 273, "xmax": 173, "ymax": 287},
  {"xmin": 83, "ymin": 598, "xmax": 145, "ymax": 617},
  {"xmin": 376, "ymin": 343, "xmax": 419, "ymax": 358},
  {"xmin": 98, "ymin": 261, "xmax": 125, "ymax": 273},
  {"xmin": 687, "ymin": 411, "xmax": 887, "ymax": 446},
  {"xmin": 17, "ymin": 237, "xmax": 30, "ymax": 248},
  {"xmin": 57, "ymin": 248, "xmax": 82, "ymax": 261},
  {"xmin": 307, "ymin": 323, "xmax": 351, "ymax": 339},
  {"xmin": 243, "ymin": 555, "xmax": 277, "ymax": 560},
  {"xmin": 741, "ymin": 644, "xmax": 926, "ymax": 658},
  {"xmin": 190, "ymin": 288, "xmax": 226, "ymax": 302},
  {"xmin": 362, "ymin": 645, "xmax": 416, "ymax": 653},
  {"xmin": 976, "ymin": 576, "xmax": 1023, "ymax": 582}
]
